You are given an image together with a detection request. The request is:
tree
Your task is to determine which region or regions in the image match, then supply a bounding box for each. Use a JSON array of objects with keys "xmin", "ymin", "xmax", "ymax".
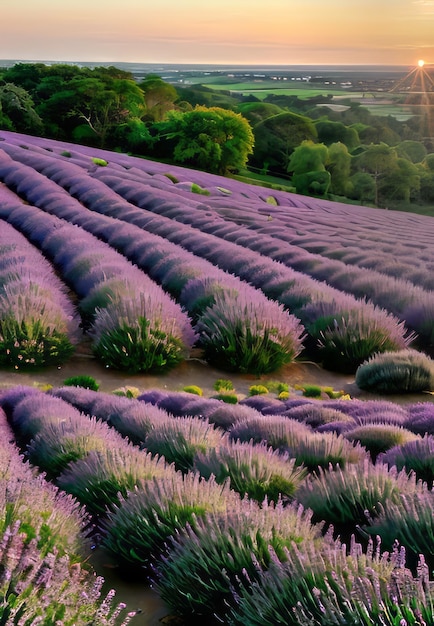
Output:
[
  {"xmin": 251, "ymin": 111, "xmax": 317, "ymax": 175},
  {"xmin": 158, "ymin": 106, "xmax": 254, "ymax": 175},
  {"xmin": 355, "ymin": 143, "xmax": 397, "ymax": 206},
  {"xmin": 397, "ymin": 140, "xmax": 427, "ymax": 164},
  {"xmin": 315, "ymin": 119, "xmax": 360, "ymax": 151},
  {"xmin": 139, "ymin": 75, "xmax": 178, "ymax": 122},
  {"xmin": 68, "ymin": 75, "xmax": 146, "ymax": 147},
  {"xmin": 327, "ymin": 142, "xmax": 353, "ymax": 196},
  {"xmin": 0, "ymin": 83, "xmax": 43, "ymax": 133},
  {"xmin": 288, "ymin": 140, "xmax": 330, "ymax": 196}
]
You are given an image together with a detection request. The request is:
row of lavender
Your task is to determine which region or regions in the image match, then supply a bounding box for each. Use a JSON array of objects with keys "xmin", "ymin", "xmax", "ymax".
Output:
[
  {"xmin": 2, "ymin": 382, "xmax": 434, "ymax": 624},
  {"xmin": 3, "ymin": 130, "xmax": 433, "ymax": 291},
  {"xmin": 0, "ymin": 148, "xmax": 307, "ymax": 374},
  {"xmin": 0, "ymin": 138, "xmax": 417, "ymax": 374},
  {"xmin": 0, "ymin": 398, "xmax": 133, "ymax": 623},
  {"xmin": 0, "ymin": 216, "xmax": 80, "ymax": 367}
]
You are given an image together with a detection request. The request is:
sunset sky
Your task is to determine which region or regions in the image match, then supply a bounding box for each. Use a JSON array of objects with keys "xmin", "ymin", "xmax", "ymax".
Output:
[{"xmin": 2, "ymin": 0, "xmax": 434, "ymax": 67}]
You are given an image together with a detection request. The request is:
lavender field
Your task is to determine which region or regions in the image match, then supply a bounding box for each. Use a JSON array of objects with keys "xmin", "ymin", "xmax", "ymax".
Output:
[{"xmin": 1, "ymin": 130, "xmax": 434, "ymax": 624}]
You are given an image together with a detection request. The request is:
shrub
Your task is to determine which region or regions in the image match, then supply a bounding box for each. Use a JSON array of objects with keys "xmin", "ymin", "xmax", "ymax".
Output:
[
  {"xmin": 355, "ymin": 349, "xmax": 434, "ymax": 393},
  {"xmin": 287, "ymin": 403, "xmax": 354, "ymax": 428},
  {"xmin": 366, "ymin": 490, "xmax": 434, "ymax": 570},
  {"xmin": 211, "ymin": 392, "xmax": 239, "ymax": 404},
  {"xmin": 0, "ymin": 522, "xmax": 134, "ymax": 625},
  {"xmin": 228, "ymin": 534, "xmax": 433, "ymax": 626},
  {"xmin": 91, "ymin": 293, "xmax": 196, "ymax": 373},
  {"xmin": 155, "ymin": 499, "xmax": 322, "ymax": 621},
  {"xmin": 101, "ymin": 472, "xmax": 240, "ymax": 571},
  {"xmin": 296, "ymin": 460, "xmax": 418, "ymax": 530},
  {"xmin": 112, "ymin": 385, "xmax": 140, "ymax": 398},
  {"xmin": 91, "ymin": 157, "xmax": 108, "ymax": 166},
  {"xmin": 248, "ymin": 384, "xmax": 269, "ymax": 396},
  {"xmin": 27, "ymin": 417, "xmax": 121, "ymax": 478},
  {"xmin": 301, "ymin": 383, "xmax": 322, "ymax": 398},
  {"xmin": 303, "ymin": 303, "xmax": 413, "ymax": 373},
  {"xmin": 229, "ymin": 414, "xmax": 311, "ymax": 452},
  {"xmin": 345, "ymin": 423, "xmax": 420, "ymax": 461},
  {"xmin": 196, "ymin": 289, "xmax": 304, "ymax": 374},
  {"xmin": 63, "ymin": 375, "xmax": 99, "ymax": 391},
  {"xmin": 214, "ymin": 379, "xmax": 235, "ymax": 391},
  {"xmin": 182, "ymin": 385, "xmax": 203, "ymax": 396},
  {"xmin": 379, "ymin": 435, "xmax": 434, "ymax": 487},
  {"xmin": 57, "ymin": 445, "xmax": 173, "ymax": 517},
  {"xmin": 207, "ymin": 404, "xmax": 260, "ymax": 429},
  {"xmin": 0, "ymin": 314, "xmax": 74, "ymax": 369},
  {"xmin": 194, "ymin": 440, "xmax": 307, "ymax": 503},
  {"xmin": 143, "ymin": 415, "xmax": 226, "ymax": 472},
  {"xmin": 191, "ymin": 182, "xmax": 211, "ymax": 195},
  {"xmin": 405, "ymin": 402, "xmax": 434, "ymax": 436},
  {"xmin": 286, "ymin": 430, "xmax": 365, "ymax": 471}
]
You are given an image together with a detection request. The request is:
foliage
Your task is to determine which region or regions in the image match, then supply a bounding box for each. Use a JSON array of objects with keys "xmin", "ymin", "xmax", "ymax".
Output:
[
  {"xmin": 101, "ymin": 472, "xmax": 239, "ymax": 571},
  {"xmin": 248, "ymin": 384, "xmax": 269, "ymax": 396},
  {"xmin": 196, "ymin": 290, "xmax": 304, "ymax": 374},
  {"xmin": 355, "ymin": 349, "xmax": 434, "ymax": 393},
  {"xmin": 63, "ymin": 375, "xmax": 99, "ymax": 391},
  {"xmin": 345, "ymin": 423, "xmax": 419, "ymax": 461},
  {"xmin": 157, "ymin": 105, "xmax": 255, "ymax": 174},
  {"xmin": 91, "ymin": 294, "xmax": 195, "ymax": 373},
  {"xmin": 155, "ymin": 500, "xmax": 322, "ymax": 621},
  {"xmin": 214, "ymin": 379, "xmax": 235, "ymax": 392},
  {"xmin": 194, "ymin": 440, "xmax": 307, "ymax": 503},
  {"xmin": 182, "ymin": 385, "xmax": 203, "ymax": 396},
  {"xmin": 379, "ymin": 435, "xmax": 434, "ymax": 487}
]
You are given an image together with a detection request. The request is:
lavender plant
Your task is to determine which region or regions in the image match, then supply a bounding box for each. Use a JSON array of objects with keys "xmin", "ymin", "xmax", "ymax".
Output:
[
  {"xmin": 142, "ymin": 415, "xmax": 226, "ymax": 472},
  {"xmin": 229, "ymin": 414, "xmax": 312, "ymax": 452},
  {"xmin": 345, "ymin": 423, "xmax": 420, "ymax": 461},
  {"xmin": 155, "ymin": 499, "xmax": 322, "ymax": 621},
  {"xmin": 379, "ymin": 435, "xmax": 434, "ymax": 487},
  {"xmin": 295, "ymin": 460, "xmax": 419, "ymax": 530},
  {"xmin": 57, "ymin": 445, "xmax": 173, "ymax": 516},
  {"xmin": 355, "ymin": 349, "xmax": 434, "ymax": 393},
  {"xmin": 0, "ymin": 521, "xmax": 135, "ymax": 625},
  {"xmin": 101, "ymin": 472, "xmax": 240, "ymax": 571},
  {"xmin": 196, "ymin": 290, "xmax": 304, "ymax": 374},
  {"xmin": 194, "ymin": 440, "xmax": 307, "ymax": 503}
]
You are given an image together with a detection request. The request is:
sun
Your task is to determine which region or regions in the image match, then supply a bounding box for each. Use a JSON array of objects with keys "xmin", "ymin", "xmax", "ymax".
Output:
[{"xmin": 418, "ymin": 59, "xmax": 425, "ymax": 67}]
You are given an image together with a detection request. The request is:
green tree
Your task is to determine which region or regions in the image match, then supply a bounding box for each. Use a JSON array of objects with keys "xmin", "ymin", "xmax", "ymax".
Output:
[
  {"xmin": 349, "ymin": 172, "xmax": 376, "ymax": 204},
  {"xmin": 381, "ymin": 158, "xmax": 420, "ymax": 203},
  {"xmin": 140, "ymin": 75, "xmax": 178, "ymax": 122},
  {"xmin": 0, "ymin": 83, "xmax": 43, "ymax": 133},
  {"xmin": 327, "ymin": 142, "xmax": 353, "ymax": 196},
  {"xmin": 355, "ymin": 143, "xmax": 397, "ymax": 206},
  {"xmin": 288, "ymin": 140, "xmax": 330, "ymax": 196},
  {"xmin": 315, "ymin": 119, "xmax": 360, "ymax": 151},
  {"xmin": 251, "ymin": 111, "xmax": 317, "ymax": 175},
  {"xmin": 158, "ymin": 106, "xmax": 254, "ymax": 175},
  {"xmin": 69, "ymin": 76, "xmax": 146, "ymax": 147},
  {"xmin": 397, "ymin": 140, "xmax": 427, "ymax": 164}
]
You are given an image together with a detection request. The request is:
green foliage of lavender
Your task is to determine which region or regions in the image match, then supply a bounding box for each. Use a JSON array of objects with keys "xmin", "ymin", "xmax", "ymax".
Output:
[
  {"xmin": 155, "ymin": 500, "xmax": 322, "ymax": 621},
  {"xmin": 194, "ymin": 440, "xmax": 307, "ymax": 503},
  {"xmin": 142, "ymin": 415, "xmax": 226, "ymax": 472},
  {"xmin": 355, "ymin": 349, "xmax": 434, "ymax": 393},
  {"xmin": 196, "ymin": 290, "xmax": 304, "ymax": 374},
  {"xmin": 57, "ymin": 446, "xmax": 173, "ymax": 517},
  {"xmin": 91, "ymin": 294, "xmax": 193, "ymax": 373},
  {"xmin": 102, "ymin": 473, "xmax": 240, "ymax": 571},
  {"xmin": 296, "ymin": 460, "xmax": 420, "ymax": 529},
  {"xmin": 228, "ymin": 534, "xmax": 434, "ymax": 626}
]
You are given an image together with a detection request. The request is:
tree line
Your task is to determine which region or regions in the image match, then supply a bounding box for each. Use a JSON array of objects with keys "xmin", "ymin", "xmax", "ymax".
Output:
[{"xmin": 1, "ymin": 62, "xmax": 434, "ymax": 208}]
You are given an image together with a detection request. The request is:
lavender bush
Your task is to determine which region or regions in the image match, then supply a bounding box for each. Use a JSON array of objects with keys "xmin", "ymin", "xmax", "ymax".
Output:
[
  {"xmin": 155, "ymin": 499, "xmax": 322, "ymax": 621},
  {"xmin": 355, "ymin": 349, "xmax": 434, "ymax": 393},
  {"xmin": 101, "ymin": 472, "xmax": 240, "ymax": 571},
  {"xmin": 196, "ymin": 289, "xmax": 304, "ymax": 374},
  {"xmin": 194, "ymin": 440, "xmax": 307, "ymax": 503}
]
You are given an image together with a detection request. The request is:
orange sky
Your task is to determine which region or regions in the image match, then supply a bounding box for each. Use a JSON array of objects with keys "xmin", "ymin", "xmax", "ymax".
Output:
[{"xmin": 2, "ymin": 0, "xmax": 434, "ymax": 66}]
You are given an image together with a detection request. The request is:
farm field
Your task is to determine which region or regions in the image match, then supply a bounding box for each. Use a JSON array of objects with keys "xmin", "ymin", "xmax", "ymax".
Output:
[{"xmin": 1, "ymin": 130, "xmax": 434, "ymax": 624}]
